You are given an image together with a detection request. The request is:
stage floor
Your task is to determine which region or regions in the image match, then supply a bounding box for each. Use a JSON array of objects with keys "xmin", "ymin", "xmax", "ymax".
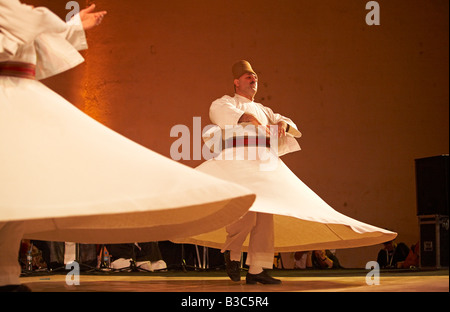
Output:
[{"xmin": 20, "ymin": 268, "xmax": 449, "ymax": 292}]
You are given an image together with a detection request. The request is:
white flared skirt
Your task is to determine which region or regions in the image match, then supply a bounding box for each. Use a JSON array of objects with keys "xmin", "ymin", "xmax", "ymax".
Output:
[
  {"xmin": 0, "ymin": 77, "xmax": 255, "ymax": 243},
  {"xmin": 176, "ymin": 148, "xmax": 397, "ymax": 252}
]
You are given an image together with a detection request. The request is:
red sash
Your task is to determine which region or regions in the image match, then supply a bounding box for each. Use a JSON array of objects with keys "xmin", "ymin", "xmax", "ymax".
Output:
[{"xmin": 0, "ymin": 61, "xmax": 36, "ymax": 79}]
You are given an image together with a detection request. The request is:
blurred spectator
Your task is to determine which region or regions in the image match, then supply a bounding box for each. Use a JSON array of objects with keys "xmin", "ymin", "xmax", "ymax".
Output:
[
  {"xmin": 377, "ymin": 240, "xmax": 410, "ymax": 269},
  {"xmin": 294, "ymin": 250, "xmax": 342, "ymax": 269},
  {"xmin": 107, "ymin": 242, "xmax": 167, "ymax": 272}
]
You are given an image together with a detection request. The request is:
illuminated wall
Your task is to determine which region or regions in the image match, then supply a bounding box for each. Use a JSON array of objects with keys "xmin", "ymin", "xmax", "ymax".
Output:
[{"xmin": 34, "ymin": 0, "xmax": 449, "ymax": 267}]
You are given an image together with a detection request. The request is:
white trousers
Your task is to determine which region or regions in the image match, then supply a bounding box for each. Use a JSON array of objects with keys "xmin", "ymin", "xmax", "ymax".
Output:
[
  {"xmin": 0, "ymin": 221, "xmax": 25, "ymax": 286},
  {"xmin": 221, "ymin": 212, "xmax": 274, "ymax": 269}
]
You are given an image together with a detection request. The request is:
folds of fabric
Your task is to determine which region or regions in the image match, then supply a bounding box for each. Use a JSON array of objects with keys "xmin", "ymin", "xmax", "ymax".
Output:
[
  {"xmin": 0, "ymin": 2, "xmax": 67, "ymax": 47},
  {"xmin": 0, "ymin": 0, "xmax": 86, "ymax": 79},
  {"xmin": 175, "ymin": 149, "xmax": 397, "ymax": 252},
  {"xmin": 0, "ymin": 77, "xmax": 255, "ymax": 243}
]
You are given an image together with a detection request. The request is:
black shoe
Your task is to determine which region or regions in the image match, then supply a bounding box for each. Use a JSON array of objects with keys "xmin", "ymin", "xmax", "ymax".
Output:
[
  {"xmin": 0, "ymin": 284, "xmax": 32, "ymax": 292},
  {"xmin": 246, "ymin": 270, "xmax": 282, "ymax": 285},
  {"xmin": 224, "ymin": 251, "xmax": 241, "ymax": 282}
]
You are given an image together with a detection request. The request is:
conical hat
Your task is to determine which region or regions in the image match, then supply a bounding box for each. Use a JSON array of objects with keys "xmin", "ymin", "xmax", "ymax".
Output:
[{"xmin": 232, "ymin": 60, "xmax": 257, "ymax": 79}]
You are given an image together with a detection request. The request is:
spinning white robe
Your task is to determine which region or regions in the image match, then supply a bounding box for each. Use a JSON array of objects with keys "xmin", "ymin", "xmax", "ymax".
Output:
[
  {"xmin": 177, "ymin": 94, "xmax": 397, "ymax": 252},
  {"xmin": 0, "ymin": 1, "xmax": 255, "ymax": 244}
]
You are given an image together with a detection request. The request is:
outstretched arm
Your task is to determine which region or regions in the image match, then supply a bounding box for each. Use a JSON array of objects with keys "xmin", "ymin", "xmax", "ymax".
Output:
[
  {"xmin": 79, "ymin": 4, "xmax": 107, "ymax": 30},
  {"xmin": 65, "ymin": 4, "xmax": 107, "ymax": 51}
]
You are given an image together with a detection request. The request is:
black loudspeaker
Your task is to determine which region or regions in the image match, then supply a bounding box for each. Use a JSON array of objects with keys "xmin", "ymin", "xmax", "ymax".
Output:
[{"xmin": 415, "ymin": 155, "xmax": 449, "ymax": 216}]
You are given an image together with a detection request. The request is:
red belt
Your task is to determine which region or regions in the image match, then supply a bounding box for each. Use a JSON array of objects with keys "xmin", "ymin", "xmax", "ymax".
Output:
[
  {"xmin": 0, "ymin": 61, "xmax": 36, "ymax": 79},
  {"xmin": 224, "ymin": 136, "xmax": 271, "ymax": 149}
]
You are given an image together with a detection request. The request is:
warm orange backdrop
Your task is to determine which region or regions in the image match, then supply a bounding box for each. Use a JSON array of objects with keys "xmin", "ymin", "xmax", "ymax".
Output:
[{"xmin": 31, "ymin": 0, "xmax": 449, "ymax": 267}]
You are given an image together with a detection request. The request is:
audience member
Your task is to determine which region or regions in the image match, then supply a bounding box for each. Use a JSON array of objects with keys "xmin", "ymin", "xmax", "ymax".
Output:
[
  {"xmin": 107, "ymin": 242, "xmax": 167, "ymax": 272},
  {"xmin": 377, "ymin": 240, "xmax": 409, "ymax": 269}
]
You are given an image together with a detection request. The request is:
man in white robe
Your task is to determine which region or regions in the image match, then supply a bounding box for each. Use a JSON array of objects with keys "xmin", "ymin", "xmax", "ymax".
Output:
[
  {"xmin": 210, "ymin": 60, "xmax": 301, "ymax": 284},
  {"xmin": 0, "ymin": 2, "xmax": 255, "ymax": 291},
  {"xmin": 0, "ymin": 2, "xmax": 106, "ymax": 291},
  {"xmin": 175, "ymin": 62, "xmax": 396, "ymax": 281}
]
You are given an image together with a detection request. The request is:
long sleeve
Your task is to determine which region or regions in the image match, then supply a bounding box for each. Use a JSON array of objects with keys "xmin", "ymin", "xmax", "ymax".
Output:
[
  {"xmin": 254, "ymin": 103, "xmax": 301, "ymax": 155},
  {"xmin": 1, "ymin": 0, "xmax": 67, "ymax": 59},
  {"xmin": 33, "ymin": 10, "xmax": 87, "ymax": 79},
  {"xmin": 209, "ymin": 95, "xmax": 245, "ymax": 128},
  {"xmin": 207, "ymin": 94, "xmax": 302, "ymax": 156},
  {"xmin": 1, "ymin": 1, "xmax": 85, "ymax": 79},
  {"xmin": 65, "ymin": 13, "xmax": 88, "ymax": 51},
  {"xmin": 0, "ymin": 32, "xmax": 19, "ymax": 56},
  {"xmin": 257, "ymin": 103, "xmax": 302, "ymax": 138},
  {"xmin": 0, "ymin": 1, "xmax": 67, "ymax": 44},
  {"xmin": 34, "ymin": 32, "xmax": 85, "ymax": 80}
]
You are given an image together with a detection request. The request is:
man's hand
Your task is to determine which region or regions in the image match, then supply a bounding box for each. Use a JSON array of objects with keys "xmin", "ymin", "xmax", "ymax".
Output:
[
  {"xmin": 79, "ymin": 4, "xmax": 107, "ymax": 30},
  {"xmin": 276, "ymin": 121, "xmax": 286, "ymax": 137},
  {"xmin": 238, "ymin": 113, "xmax": 260, "ymax": 126},
  {"xmin": 238, "ymin": 113, "xmax": 271, "ymax": 136},
  {"xmin": 238, "ymin": 114, "xmax": 288, "ymax": 137}
]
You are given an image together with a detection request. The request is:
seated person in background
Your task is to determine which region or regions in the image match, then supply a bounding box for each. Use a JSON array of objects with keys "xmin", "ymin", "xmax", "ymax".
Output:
[
  {"xmin": 294, "ymin": 250, "xmax": 342, "ymax": 269},
  {"xmin": 312, "ymin": 250, "xmax": 342, "ymax": 269},
  {"xmin": 294, "ymin": 251, "xmax": 312, "ymax": 269},
  {"xmin": 401, "ymin": 242, "xmax": 419, "ymax": 269},
  {"xmin": 107, "ymin": 242, "xmax": 167, "ymax": 272},
  {"xmin": 377, "ymin": 239, "xmax": 410, "ymax": 269}
]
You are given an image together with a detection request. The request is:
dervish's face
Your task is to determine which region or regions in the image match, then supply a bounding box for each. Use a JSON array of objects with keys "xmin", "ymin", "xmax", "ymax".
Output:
[{"xmin": 234, "ymin": 73, "xmax": 258, "ymax": 100}]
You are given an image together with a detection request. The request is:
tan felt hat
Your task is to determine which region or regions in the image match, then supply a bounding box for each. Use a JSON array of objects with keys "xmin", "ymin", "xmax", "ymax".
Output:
[{"xmin": 232, "ymin": 60, "xmax": 257, "ymax": 79}]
